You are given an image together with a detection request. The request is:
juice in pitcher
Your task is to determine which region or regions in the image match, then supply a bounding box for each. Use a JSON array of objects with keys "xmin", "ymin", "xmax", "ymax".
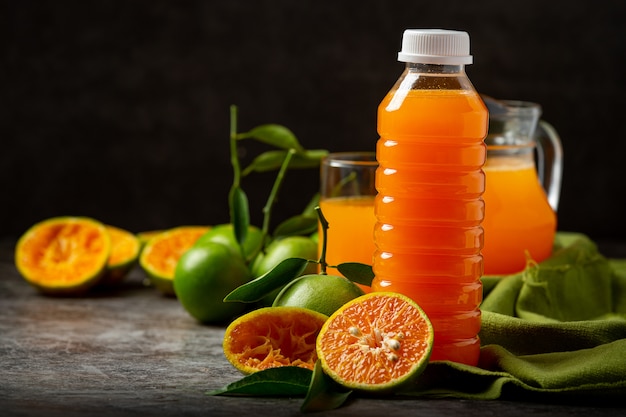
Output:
[
  {"xmin": 481, "ymin": 98, "xmax": 560, "ymax": 275},
  {"xmin": 482, "ymin": 156, "xmax": 556, "ymax": 275},
  {"xmin": 371, "ymin": 29, "xmax": 488, "ymax": 366}
]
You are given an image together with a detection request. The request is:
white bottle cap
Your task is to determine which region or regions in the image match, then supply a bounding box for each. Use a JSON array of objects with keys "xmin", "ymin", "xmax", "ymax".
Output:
[{"xmin": 398, "ymin": 29, "xmax": 473, "ymax": 65}]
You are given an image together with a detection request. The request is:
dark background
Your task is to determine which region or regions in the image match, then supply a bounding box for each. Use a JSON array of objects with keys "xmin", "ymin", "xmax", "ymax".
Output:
[{"xmin": 2, "ymin": 0, "xmax": 625, "ymax": 243}]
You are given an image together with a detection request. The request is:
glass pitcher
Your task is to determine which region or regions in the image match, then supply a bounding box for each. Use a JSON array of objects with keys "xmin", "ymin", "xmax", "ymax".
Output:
[{"xmin": 481, "ymin": 97, "xmax": 563, "ymax": 275}]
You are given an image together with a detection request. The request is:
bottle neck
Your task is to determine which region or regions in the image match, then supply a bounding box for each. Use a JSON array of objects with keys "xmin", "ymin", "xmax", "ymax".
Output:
[
  {"xmin": 397, "ymin": 62, "xmax": 473, "ymax": 91},
  {"xmin": 404, "ymin": 62, "xmax": 466, "ymax": 75}
]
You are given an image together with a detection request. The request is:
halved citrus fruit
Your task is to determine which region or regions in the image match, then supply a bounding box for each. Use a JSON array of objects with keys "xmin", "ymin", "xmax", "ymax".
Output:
[
  {"xmin": 136, "ymin": 230, "xmax": 164, "ymax": 247},
  {"xmin": 316, "ymin": 292, "xmax": 433, "ymax": 393},
  {"xmin": 14, "ymin": 216, "xmax": 111, "ymax": 295},
  {"xmin": 100, "ymin": 225, "xmax": 141, "ymax": 285},
  {"xmin": 139, "ymin": 225, "xmax": 210, "ymax": 295},
  {"xmin": 223, "ymin": 306, "xmax": 328, "ymax": 374}
]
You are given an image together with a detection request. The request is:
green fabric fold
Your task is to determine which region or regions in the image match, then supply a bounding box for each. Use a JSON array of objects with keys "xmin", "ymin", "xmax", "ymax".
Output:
[{"xmin": 402, "ymin": 232, "xmax": 626, "ymax": 402}]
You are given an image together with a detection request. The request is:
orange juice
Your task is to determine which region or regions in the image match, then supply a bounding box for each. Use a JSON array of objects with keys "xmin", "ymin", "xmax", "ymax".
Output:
[
  {"xmin": 482, "ymin": 156, "xmax": 556, "ymax": 275},
  {"xmin": 319, "ymin": 196, "xmax": 376, "ymax": 277},
  {"xmin": 372, "ymin": 86, "xmax": 487, "ymax": 366}
]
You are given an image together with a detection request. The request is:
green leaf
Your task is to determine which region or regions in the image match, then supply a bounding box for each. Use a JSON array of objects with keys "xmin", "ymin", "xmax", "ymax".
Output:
[
  {"xmin": 242, "ymin": 150, "xmax": 286, "ymax": 175},
  {"xmin": 239, "ymin": 124, "xmax": 304, "ymax": 152},
  {"xmin": 337, "ymin": 262, "xmax": 374, "ymax": 286},
  {"xmin": 270, "ymin": 193, "xmax": 320, "ymax": 239},
  {"xmin": 243, "ymin": 149, "xmax": 328, "ymax": 175},
  {"xmin": 207, "ymin": 366, "xmax": 312, "ymax": 397},
  {"xmin": 294, "ymin": 149, "xmax": 329, "ymax": 168},
  {"xmin": 301, "ymin": 193, "xmax": 320, "ymax": 218},
  {"xmin": 301, "ymin": 360, "xmax": 352, "ymax": 413},
  {"xmin": 230, "ymin": 186, "xmax": 250, "ymax": 251},
  {"xmin": 224, "ymin": 257, "xmax": 312, "ymax": 303},
  {"xmin": 273, "ymin": 215, "xmax": 318, "ymax": 239}
]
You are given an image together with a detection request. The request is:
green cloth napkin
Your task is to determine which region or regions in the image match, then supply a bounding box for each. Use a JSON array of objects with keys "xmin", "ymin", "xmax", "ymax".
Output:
[{"xmin": 403, "ymin": 232, "xmax": 626, "ymax": 403}]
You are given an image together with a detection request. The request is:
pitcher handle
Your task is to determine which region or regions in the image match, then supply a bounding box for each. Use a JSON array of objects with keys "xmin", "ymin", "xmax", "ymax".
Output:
[{"xmin": 536, "ymin": 120, "xmax": 563, "ymax": 212}]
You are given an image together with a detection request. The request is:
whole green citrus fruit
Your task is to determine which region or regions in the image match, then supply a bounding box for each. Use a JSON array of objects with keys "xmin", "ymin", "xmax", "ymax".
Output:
[
  {"xmin": 251, "ymin": 236, "xmax": 318, "ymax": 306},
  {"xmin": 194, "ymin": 224, "xmax": 263, "ymax": 262},
  {"xmin": 173, "ymin": 241, "xmax": 250, "ymax": 324},
  {"xmin": 251, "ymin": 236, "xmax": 318, "ymax": 277},
  {"xmin": 272, "ymin": 273, "xmax": 365, "ymax": 316}
]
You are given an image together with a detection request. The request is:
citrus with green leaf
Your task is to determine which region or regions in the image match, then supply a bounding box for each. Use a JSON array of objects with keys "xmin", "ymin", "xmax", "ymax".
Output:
[{"xmin": 251, "ymin": 236, "xmax": 318, "ymax": 306}]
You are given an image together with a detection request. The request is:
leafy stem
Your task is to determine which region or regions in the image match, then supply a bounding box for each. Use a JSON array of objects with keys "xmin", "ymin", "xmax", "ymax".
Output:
[
  {"xmin": 228, "ymin": 105, "xmax": 250, "ymax": 256},
  {"xmin": 316, "ymin": 206, "xmax": 329, "ymax": 275},
  {"xmin": 261, "ymin": 148, "xmax": 296, "ymax": 240},
  {"xmin": 229, "ymin": 105, "xmax": 241, "ymax": 190},
  {"xmin": 225, "ymin": 105, "xmax": 327, "ymax": 260}
]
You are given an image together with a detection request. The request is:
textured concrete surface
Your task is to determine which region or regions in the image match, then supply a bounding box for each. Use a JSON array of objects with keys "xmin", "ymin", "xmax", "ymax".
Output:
[{"xmin": 1, "ymin": 238, "xmax": 624, "ymax": 416}]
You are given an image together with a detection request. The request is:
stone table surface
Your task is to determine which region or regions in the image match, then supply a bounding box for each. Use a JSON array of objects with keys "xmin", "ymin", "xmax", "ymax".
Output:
[{"xmin": 1, "ymin": 237, "xmax": 625, "ymax": 417}]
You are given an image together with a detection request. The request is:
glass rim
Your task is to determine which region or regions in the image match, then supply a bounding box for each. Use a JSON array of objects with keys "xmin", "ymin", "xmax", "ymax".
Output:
[
  {"xmin": 488, "ymin": 99, "xmax": 542, "ymax": 117},
  {"xmin": 323, "ymin": 151, "xmax": 378, "ymax": 168}
]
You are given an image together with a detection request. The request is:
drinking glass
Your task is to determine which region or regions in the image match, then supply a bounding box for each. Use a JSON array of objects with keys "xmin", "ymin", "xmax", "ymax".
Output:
[{"xmin": 319, "ymin": 152, "xmax": 377, "ymax": 277}]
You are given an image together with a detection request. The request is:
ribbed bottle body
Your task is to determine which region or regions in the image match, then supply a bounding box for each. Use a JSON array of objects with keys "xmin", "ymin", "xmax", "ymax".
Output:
[{"xmin": 372, "ymin": 86, "xmax": 488, "ymax": 365}]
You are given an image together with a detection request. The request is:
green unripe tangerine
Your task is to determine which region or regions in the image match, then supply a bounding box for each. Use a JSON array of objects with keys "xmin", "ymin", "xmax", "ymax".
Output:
[
  {"xmin": 272, "ymin": 273, "xmax": 365, "ymax": 317},
  {"xmin": 251, "ymin": 236, "xmax": 318, "ymax": 306},
  {"xmin": 251, "ymin": 236, "xmax": 318, "ymax": 277},
  {"xmin": 194, "ymin": 224, "xmax": 264, "ymax": 262},
  {"xmin": 173, "ymin": 241, "xmax": 250, "ymax": 324}
]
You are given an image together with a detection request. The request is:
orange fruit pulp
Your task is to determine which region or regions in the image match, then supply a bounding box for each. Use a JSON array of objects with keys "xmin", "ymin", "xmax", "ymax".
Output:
[
  {"xmin": 15, "ymin": 216, "xmax": 111, "ymax": 295},
  {"xmin": 316, "ymin": 292, "xmax": 433, "ymax": 392},
  {"xmin": 482, "ymin": 156, "xmax": 557, "ymax": 275},
  {"xmin": 139, "ymin": 226, "xmax": 210, "ymax": 295},
  {"xmin": 223, "ymin": 306, "xmax": 328, "ymax": 374},
  {"xmin": 372, "ymin": 89, "xmax": 487, "ymax": 366}
]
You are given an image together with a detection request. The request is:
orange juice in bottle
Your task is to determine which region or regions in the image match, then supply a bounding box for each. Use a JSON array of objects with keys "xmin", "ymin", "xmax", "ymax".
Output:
[{"xmin": 371, "ymin": 29, "xmax": 488, "ymax": 366}]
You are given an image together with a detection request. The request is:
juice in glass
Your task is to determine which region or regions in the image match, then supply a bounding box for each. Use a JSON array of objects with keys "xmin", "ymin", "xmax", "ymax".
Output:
[
  {"xmin": 319, "ymin": 153, "xmax": 377, "ymax": 282},
  {"xmin": 319, "ymin": 196, "xmax": 376, "ymax": 277},
  {"xmin": 482, "ymin": 156, "xmax": 556, "ymax": 275},
  {"xmin": 372, "ymin": 87, "xmax": 487, "ymax": 366}
]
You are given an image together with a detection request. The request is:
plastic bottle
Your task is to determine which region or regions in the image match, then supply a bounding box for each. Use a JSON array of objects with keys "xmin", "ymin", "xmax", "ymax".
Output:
[{"xmin": 371, "ymin": 29, "xmax": 488, "ymax": 366}]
